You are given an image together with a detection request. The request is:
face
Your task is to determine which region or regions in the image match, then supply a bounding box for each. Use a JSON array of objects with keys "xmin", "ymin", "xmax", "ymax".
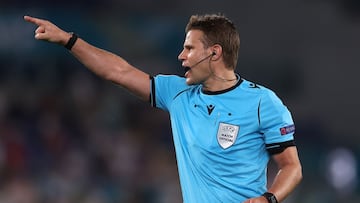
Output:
[{"xmin": 178, "ymin": 30, "xmax": 213, "ymax": 85}]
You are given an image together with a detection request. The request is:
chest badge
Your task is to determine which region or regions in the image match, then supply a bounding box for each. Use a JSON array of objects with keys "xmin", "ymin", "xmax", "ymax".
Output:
[{"xmin": 217, "ymin": 122, "xmax": 239, "ymax": 149}]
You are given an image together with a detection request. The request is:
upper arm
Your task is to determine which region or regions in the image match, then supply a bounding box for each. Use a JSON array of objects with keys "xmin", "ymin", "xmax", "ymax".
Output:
[
  {"xmin": 118, "ymin": 66, "xmax": 151, "ymax": 102},
  {"xmin": 272, "ymin": 146, "xmax": 301, "ymax": 169}
]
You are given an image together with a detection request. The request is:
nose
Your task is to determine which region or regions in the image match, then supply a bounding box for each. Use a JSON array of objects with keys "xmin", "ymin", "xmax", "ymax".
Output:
[{"xmin": 178, "ymin": 49, "xmax": 186, "ymax": 62}]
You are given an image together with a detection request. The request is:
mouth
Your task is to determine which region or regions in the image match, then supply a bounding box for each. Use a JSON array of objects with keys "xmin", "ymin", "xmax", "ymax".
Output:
[{"xmin": 184, "ymin": 66, "xmax": 190, "ymax": 77}]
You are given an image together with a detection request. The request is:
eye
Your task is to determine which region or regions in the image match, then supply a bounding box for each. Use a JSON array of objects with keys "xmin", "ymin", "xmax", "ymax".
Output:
[{"xmin": 184, "ymin": 45, "xmax": 193, "ymax": 51}]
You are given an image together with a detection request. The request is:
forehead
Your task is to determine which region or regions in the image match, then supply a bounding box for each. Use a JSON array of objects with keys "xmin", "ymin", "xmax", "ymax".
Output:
[{"xmin": 184, "ymin": 30, "xmax": 205, "ymax": 47}]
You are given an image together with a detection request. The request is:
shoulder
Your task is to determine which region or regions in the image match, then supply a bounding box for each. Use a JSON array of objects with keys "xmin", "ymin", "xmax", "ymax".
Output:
[
  {"xmin": 151, "ymin": 74, "xmax": 197, "ymax": 108},
  {"xmin": 154, "ymin": 74, "xmax": 184, "ymax": 81},
  {"xmin": 153, "ymin": 74, "xmax": 192, "ymax": 92},
  {"xmin": 238, "ymin": 79, "xmax": 286, "ymax": 109},
  {"xmin": 240, "ymin": 79, "xmax": 275, "ymax": 96},
  {"xmin": 153, "ymin": 74, "xmax": 186, "ymax": 86}
]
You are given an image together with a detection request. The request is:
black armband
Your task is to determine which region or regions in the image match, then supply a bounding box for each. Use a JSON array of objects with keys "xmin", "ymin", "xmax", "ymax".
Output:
[
  {"xmin": 266, "ymin": 140, "xmax": 296, "ymax": 155},
  {"xmin": 64, "ymin": 32, "xmax": 78, "ymax": 50}
]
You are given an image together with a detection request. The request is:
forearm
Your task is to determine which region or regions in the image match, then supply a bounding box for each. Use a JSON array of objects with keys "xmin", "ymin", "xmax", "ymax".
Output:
[
  {"xmin": 67, "ymin": 36, "xmax": 151, "ymax": 101},
  {"xmin": 24, "ymin": 15, "xmax": 151, "ymax": 101},
  {"xmin": 70, "ymin": 37, "xmax": 132, "ymax": 83},
  {"xmin": 268, "ymin": 162, "xmax": 302, "ymax": 202},
  {"xmin": 264, "ymin": 146, "xmax": 303, "ymax": 203}
]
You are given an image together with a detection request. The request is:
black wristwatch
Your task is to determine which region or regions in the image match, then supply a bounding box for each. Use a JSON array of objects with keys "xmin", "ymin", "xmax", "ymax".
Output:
[{"xmin": 262, "ymin": 192, "xmax": 278, "ymax": 203}]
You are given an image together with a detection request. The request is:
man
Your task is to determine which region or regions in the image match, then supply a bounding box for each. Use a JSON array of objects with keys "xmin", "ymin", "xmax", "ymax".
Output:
[{"xmin": 24, "ymin": 13, "xmax": 302, "ymax": 203}]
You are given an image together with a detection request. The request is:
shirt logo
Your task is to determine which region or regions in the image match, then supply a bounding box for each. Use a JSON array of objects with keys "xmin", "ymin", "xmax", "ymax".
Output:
[
  {"xmin": 280, "ymin": 124, "xmax": 295, "ymax": 135},
  {"xmin": 217, "ymin": 122, "xmax": 239, "ymax": 149},
  {"xmin": 249, "ymin": 83, "xmax": 260, "ymax": 88},
  {"xmin": 207, "ymin": 105, "xmax": 215, "ymax": 115}
]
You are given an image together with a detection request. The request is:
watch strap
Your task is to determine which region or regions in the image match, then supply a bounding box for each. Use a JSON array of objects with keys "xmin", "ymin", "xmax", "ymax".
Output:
[{"xmin": 262, "ymin": 192, "xmax": 278, "ymax": 203}]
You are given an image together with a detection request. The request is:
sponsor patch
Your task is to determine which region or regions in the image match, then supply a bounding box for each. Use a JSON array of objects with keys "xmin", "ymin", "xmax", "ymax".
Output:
[
  {"xmin": 280, "ymin": 124, "xmax": 295, "ymax": 135},
  {"xmin": 217, "ymin": 122, "xmax": 239, "ymax": 149}
]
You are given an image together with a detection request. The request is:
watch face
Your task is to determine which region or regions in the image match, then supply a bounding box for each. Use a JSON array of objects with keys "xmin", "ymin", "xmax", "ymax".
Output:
[
  {"xmin": 263, "ymin": 193, "xmax": 278, "ymax": 203},
  {"xmin": 270, "ymin": 196, "xmax": 277, "ymax": 203}
]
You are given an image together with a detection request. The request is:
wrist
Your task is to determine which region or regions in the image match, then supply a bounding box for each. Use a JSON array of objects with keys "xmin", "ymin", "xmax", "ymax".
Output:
[
  {"xmin": 262, "ymin": 192, "xmax": 278, "ymax": 203},
  {"xmin": 64, "ymin": 32, "xmax": 78, "ymax": 50}
]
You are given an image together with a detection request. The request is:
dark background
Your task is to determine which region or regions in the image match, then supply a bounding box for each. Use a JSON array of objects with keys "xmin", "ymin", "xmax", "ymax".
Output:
[{"xmin": 0, "ymin": 0, "xmax": 359, "ymax": 202}]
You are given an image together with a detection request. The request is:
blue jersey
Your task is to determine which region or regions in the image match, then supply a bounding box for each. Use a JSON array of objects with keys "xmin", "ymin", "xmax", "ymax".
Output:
[{"xmin": 150, "ymin": 74, "xmax": 295, "ymax": 203}]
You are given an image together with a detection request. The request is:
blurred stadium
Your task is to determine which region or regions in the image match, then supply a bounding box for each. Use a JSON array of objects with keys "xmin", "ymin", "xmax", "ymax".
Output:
[{"xmin": 0, "ymin": 0, "xmax": 359, "ymax": 202}]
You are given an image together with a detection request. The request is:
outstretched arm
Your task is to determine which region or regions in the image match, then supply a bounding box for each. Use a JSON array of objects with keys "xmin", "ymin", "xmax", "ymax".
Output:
[{"xmin": 24, "ymin": 15, "xmax": 151, "ymax": 101}]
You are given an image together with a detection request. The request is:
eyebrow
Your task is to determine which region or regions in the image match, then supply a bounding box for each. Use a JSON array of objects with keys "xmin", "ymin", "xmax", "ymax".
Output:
[{"xmin": 184, "ymin": 44, "xmax": 194, "ymax": 50}]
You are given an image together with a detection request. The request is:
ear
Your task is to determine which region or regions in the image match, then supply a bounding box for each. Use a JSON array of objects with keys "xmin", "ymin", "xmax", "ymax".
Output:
[{"xmin": 211, "ymin": 44, "xmax": 222, "ymax": 60}]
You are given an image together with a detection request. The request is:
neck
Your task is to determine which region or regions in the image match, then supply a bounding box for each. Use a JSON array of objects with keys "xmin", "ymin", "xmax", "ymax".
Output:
[
  {"xmin": 211, "ymin": 72, "xmax": 238, "ymax": 82},
  {"xmin": 202, "ymin": 72, "xmax": 239, "ymax": 92}
]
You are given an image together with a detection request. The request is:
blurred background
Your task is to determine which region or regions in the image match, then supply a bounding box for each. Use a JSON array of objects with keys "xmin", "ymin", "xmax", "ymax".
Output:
[{"xmin": 1, "ymin": 0, "xmax": 359, "ymax": 202}]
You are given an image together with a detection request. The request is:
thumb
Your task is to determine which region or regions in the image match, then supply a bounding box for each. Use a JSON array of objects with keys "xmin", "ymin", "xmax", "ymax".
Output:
[
  {"xmin": 34, "ymin": 26, "xmax": 48, "ymax": 40},
  {"xmin": 35, "ymin": 32, "xmax": 46, "ymax": 40}
]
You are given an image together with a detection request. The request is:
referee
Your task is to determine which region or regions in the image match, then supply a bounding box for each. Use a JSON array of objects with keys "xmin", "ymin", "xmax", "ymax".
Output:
[{"xmin": 24, "ymin": 13, "xmax": 302, "ymax": 203}]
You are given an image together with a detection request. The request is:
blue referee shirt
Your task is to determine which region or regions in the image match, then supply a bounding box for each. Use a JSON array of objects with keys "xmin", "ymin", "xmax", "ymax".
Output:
[{"xmin": 150, "ymin": 74, "xmax": 295, "ymax": 203}]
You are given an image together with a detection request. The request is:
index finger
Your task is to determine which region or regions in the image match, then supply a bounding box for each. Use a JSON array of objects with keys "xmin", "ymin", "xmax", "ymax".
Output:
[{"xmin": 24, "ymin": 15, "xmax": 45, "ymax": 26}]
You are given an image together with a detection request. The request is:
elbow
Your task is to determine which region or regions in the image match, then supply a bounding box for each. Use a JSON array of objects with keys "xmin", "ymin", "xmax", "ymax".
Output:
[
  {"xmin": 103, "ymin": 71, "xmax": 119, "ymax": 82},
  {"xmin": 103, "ymin": 64, "xmax": 131, "ymax": 84},
  {"xmin": 295, "ymin": 162, "xmax": 303, "ymax": 185}
]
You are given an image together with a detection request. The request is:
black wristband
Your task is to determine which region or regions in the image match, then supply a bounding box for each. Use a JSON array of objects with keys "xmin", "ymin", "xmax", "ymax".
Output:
[
  {"xmin": 262, "ymin": 192, "xmax": 278, "ymax": 203},
  {"xmin": 64, "ymin": 32, "xmax": 78, "ymax": 50}
]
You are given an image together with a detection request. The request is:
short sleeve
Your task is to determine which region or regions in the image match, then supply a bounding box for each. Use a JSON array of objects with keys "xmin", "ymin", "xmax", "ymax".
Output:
[
  {"xmin": 150, "ymin": 74, "xmax": 189, "ymax": 111},
  {"xmin": 259, "ymin": 90, "xmax": 295, "ymax": 146}
]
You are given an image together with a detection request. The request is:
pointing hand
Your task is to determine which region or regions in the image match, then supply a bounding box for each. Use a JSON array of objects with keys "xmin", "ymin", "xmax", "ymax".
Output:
[{"xmin": 24, "ymin": 15, "xmax": 71, "ymax": 46}]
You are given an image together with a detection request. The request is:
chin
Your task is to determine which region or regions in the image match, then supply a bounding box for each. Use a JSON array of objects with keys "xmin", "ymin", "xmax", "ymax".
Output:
[
  {"xmin": 185, "ymin": 78, "xmax": 200, "ymax": 86},
  {"xmin": 185, "ymin": 78, "xmax": 192, "ymax": 85},
  {"xmin": 185, "ymin": 78, "xmax": 195, "ymax": 85}
]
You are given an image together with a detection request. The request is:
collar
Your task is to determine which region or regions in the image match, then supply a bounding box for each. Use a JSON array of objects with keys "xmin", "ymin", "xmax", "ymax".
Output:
[{"xmin": 201, "ymin": 73, "xmax": 243, "ymax": 95}]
